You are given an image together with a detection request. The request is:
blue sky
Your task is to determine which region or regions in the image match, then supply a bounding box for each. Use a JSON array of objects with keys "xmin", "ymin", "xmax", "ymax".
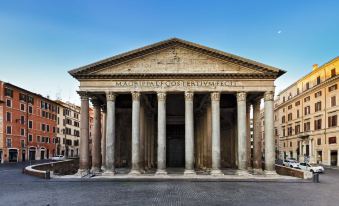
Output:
[{"xmin": 0, "ymin": 0, "xmax": 338, "ymax": 105}]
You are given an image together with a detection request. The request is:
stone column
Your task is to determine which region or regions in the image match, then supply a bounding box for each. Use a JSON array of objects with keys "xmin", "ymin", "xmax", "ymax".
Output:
[
  {"xmin": 91, "ymin": 97, "xmax": 102, "ymax": 174},
  {"xmin": 104, "ymin": 92, "xmax": 116, "ymax": 175},
  {"xmin": 184, "ymin": 91, "xmax": 195, "ymax": 175},
  {"xmin": 156, "ymin": 92, "xmax": 167, "ymax": 175},
  {"xmin": 211, "ymin": 92, "xmax": 223, "ymax": 175},
  {"xmin": 129, "ymin": 92, "xmax": 141, "ymax": 175},
  {"xmin": 101, "ymin": 106, "xmax": 107, "ymax": 170},
  {"xmin": 236, "ymin": 92, "xmax": 248, "ymax": 174},
  {"xmin": 264, "ymin": 91, "xmax": 276, "ymax": 174},
  {"xmin": 252, "ymin": 98, "xmax": 263, "ymax": 174},
  {"xmin": 77, "ymin": 92, "xmax": 90, "ymax": 175},
  {"xmin": 246, "ymin": 103, "xmax": 251, "ymax": 169}
]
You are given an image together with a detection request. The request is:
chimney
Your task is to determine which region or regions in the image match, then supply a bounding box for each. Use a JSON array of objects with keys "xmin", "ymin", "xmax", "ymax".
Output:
[{"xmin": 313, "ymin": 64, "xmax": 318, "ymax": 71}]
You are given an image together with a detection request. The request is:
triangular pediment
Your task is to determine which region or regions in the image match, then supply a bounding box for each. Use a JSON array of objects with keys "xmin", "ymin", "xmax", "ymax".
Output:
[{"xmin": 69, "ymin": 38, "xmax": 285, "ymax": 78}]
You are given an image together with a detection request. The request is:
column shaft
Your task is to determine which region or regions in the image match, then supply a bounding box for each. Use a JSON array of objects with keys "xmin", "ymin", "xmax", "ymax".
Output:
[
  {"xmin": 101, "ymin": 109, "xmax": 107, "ymax": 170},
  {"xmin": 237, "ymin": 92, "xmax": 248, "ymax": 171},
  {"xmin": 264, "ymin": 91, "xmax": 276, "ymax": 173},
  {"xmin": 91, "ymin": 98, "xmax": 102, "ymax": 173},
  {"xmin": 156, "ymin": 92, "xmax": 167, "ymax": 175},
  {"xmin": 184, "ymin": 91, "xmax": 195, "ymax": 175},
  {"xmin": 78, "ymin": 92, "xmax": 89, "ymax": 174},
  {"xmin": 105, "ymin": 92, "xmax": 116, "ymax": 174},
  {"xmin": 130, "ymin": 92, "xmax": 141, "ymax": 175},
  {"xmin": 211, "ymin": 92, "xmax": 223, "ymax": 175},
  {"xmin": 253, "ymin": 98, "xmax": 262, "ymax": 172}
]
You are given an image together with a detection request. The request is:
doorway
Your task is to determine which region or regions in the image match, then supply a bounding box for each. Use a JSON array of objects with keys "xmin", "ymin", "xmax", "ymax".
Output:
[
  {"xmin": 22, "ymin": 150, "xmax": 26, "ymax": 162},
  {"xmin": 40, "ymin": 150, "xmax": 45, "ymax": 160},
  {"xmin": 167, "ymin": 124, "xmax": 185, "ymax": 167},
  {"xmin": 331, "ymin": 150, "xmax": 338, "ymax": 166},
  {"xmin": 8, "ymin": 149, "xmax": 18, "ymax": 162},
  {"xmin": 29, "ymin": 148, "xmax": 36, "ymax": 161}
]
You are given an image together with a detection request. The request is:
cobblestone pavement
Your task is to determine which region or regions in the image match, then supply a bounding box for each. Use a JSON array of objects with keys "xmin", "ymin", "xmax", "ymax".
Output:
[{"xmin": 1, "ymin": 162, "xmax": 339, "ymax": 206}]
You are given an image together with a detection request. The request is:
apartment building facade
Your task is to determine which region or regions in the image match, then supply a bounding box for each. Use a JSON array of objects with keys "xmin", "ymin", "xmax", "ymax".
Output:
[
  {"xmin": 0, "ymin": 81, "xmax": 57, "ymax": 163},
  {"xmin": 274, "ymin": 57, "xmax": 339, "ymax": 166},
  {"xmin": 56, "ymin": 101, "xmax": 81, "ymax": 158}
]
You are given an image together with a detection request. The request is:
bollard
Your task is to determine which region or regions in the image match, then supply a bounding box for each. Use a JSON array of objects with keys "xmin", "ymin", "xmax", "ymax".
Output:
[
  {"xmin": 45, "ymin": 170, "xmax": 51, "ymax": 179},
  {"xmin": 312, "ymin": 173, "xmax": 319, "ymax": 183}
]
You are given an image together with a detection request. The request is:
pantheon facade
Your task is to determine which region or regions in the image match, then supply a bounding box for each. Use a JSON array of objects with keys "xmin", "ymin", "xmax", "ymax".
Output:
[{"xmin": 69, "ymin": 38, "xmax": 285, "ymax": 176}]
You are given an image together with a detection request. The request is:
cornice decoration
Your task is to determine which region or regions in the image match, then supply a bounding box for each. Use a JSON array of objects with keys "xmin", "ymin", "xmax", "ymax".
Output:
[
  {"xmin": 106, "ymin": 91, "xmax": 116, "ymax": 102},
  {"xmin": 211, "ymin": 92, "xmax": 220, "ymax": 101},
  {"xmin": 236, "ymin": 92, "xmax": 246, "ymax": 102},
  {"xmin": 264, "ymin": 91, "xmax": 274, "ymax": 101},
  {"xmin": 157, "ymin": 92, "xmax": 166, "ymax": 102},
  {"xmin": 131, "ymin": 91, "xmax": 141, "ymax": 101},
  {"xmin": 185, "ymin": 91, "xmax": 194, "ymax": 101}
]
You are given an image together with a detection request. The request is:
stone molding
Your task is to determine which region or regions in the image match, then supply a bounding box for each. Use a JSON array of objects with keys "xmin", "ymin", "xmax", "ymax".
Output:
[
  {"xmin": 236, "ymin": 92, "xmax": 246, "ymax": 102},
  {"xmin": 157, "ymin": 92, "xmax": 166, "ymax": 102},
  {"xmin": 264, "ymin": 91, "xmax": 274, "ymax": 101},
  {"xmin": 77, "ymin": 91, "xmax": 89, "ymax": 100},
  {"xmin": 211, "ymin": 92, "xmax": 220, "ymax": 101},
  {"xmin": 185, "ymin": 91, "xmax": 194, "ymax": 101},
  {"xmin": 106, "ymin": 92, "xmax": 116, "ymax": 102},
  {"xmin": 131, "ymin": 91, "xmax": 141, "ymax": 101}
]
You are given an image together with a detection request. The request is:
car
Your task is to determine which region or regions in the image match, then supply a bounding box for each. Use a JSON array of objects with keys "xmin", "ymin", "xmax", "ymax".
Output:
[
  {"xmin": 283, "ymin": 158, "xmax": 299, "ymax": 168},
  {"xmin": 298, "ymin": 162, "xmax": 324, "ymax": 173},
  {"xmin": 51, "ymin": 155, "xmax": 65, "ymax": 161}
]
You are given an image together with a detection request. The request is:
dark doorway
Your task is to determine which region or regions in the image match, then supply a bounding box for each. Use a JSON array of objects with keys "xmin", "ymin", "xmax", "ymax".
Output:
[
  {"xmin": 8, "ymin": 149, "xmax": 18, "ymax": 162},
  {"xmin": 29, "ymin": 149, "xmax": 36, "ymax": 161},
  {"xmin": 167, "ymin": 124, "xmax": 185, "ymax": 167},
  {"xmin": 331, "ymin": 151, "xmax": 338, "ymax": 166},
  {"xmin": 22, "ymin": 150, "xmax": 26, "ymax": 162},
  {"xmin": 41, "ymin": 150, "xmax": 45, "ymax": 160},
  {"xmin": 47, "ymin": 149, "xmax": 49, "ymax": 159}
]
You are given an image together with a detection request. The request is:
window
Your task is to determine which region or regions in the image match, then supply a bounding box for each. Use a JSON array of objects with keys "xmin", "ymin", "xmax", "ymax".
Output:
[
  {"xmin": 6, "ymin": 112, "xmax": 11, "ymax": 122},
  {"xmin": 6, "ymin": 126, "xmax": 12, "ymax": 134},
  {"xmin": 46, "ymin": 125, "xmax": 50, "ymax": 132},
  {"xmin": 317, "ymin": 138, "xmax": 321, "ymax": 145},
  {"xmin": 295, "ymin": 124, "xmax": 300, "ymax": 134},
  {"xmin": 20, "ymin": 116, "xmax": 25, "ymax": 125},
  {"xmin": 41, "ymin": 124, "xmax": 46, "ymax": 131},
  {"xmin": 283, "ymin": 96, "xmax": 285, "ymax": 102},
  {"xmin": 28, "ymin": 134, "xmax": 33, "ymax": 142},
  {"xmin": 20, "ymin": 103, "xmax": 25, "ymax": 111},
  {"xmin": 297, "ymin": 88, "xmax": 300, "ymax": 95},
  {"xmin": 297, "ymin": 110, "xmax": 300, "ymax": 118},
  {"xmin": 290, "ymin": 142, "xmax": 292, "ymax": 147},
  {"xmin": 20, "ymin": 128, "xmax": 25, "ymax": 136},
  {"xmin": 329, "ymin": 137, "xmax": 337, "ymax": 144},
  {"xmin": 288, "ymin": 113, "xmax": 293, "ymax": 121},
  {"xmin": 19, "ymin": 93, "xmax": 27, "ymax": 102},
  {"xmin": 282, "ymin": 116, "xmax": 285, "ymax": 123},
  {"xmin": 304, "ymin": 96, "xmax": 310, "ymax": 102},
  {"xmin": 28, "ymin": 96, "xmax": 34, "ymax": 104},
  {"xmin": 28, "ymin": 120, "xmax": 33, "ymax": 129},
  {"xmin": 328, "ymin": 115, "xmax": 337, "ymax": 127},
  {"xmin": 304, "ymin": 122, "xmax": 310, "ymax": 132},
  {"xmin": 331, "ymin": 69, "xmax": 336, "ymax": 78},
  {"xmin": 5, "ymin": 88, "xmax": 13, "ymax": 97},
  {"xmin": 316, "ymin": 76, "xmax": 321, "ymax": 85},
  {"xmin": 306, "ymin": 82, "xmax": 310, "ymax": 90},
  {"xmin": 287, "ymin": 126, "xmax": 292, "ymax": 136},
  {"xmin": 37, "ymin": 136, "xmax": 41, "ymax": 143},
  {"xmin": 315, "ymin": 91, "xmax": 322, "ymax": 98},
  {"xmin": 304, "ymin": 106, "xmax": 311, "ymax": 115},
  {"xmin": 295, "ymin": 101, "xmax": 300, "ymax": 106},
  {"xmin": 282, "ymin": 127, "xmax": 286, "ymax": 137},
  {"xmin": 41, "ymin": 137, "xmax": 45, "ymax": 143},
  {"xmin": 315, "ymin": 101, "xmax": 322, "ymax": 112},
  {"xmin": 329, "ymin": 84, "xmax": 338, "ymax": 92},
  {"xmin": 288, "ymin": 105, "xmax": 292, "ymax": 110},
  {"xmin": 6, "ymin": 99, "xmax": 12, "ymax": 107},
  {"xmin": 20, "ymin": 140, "xmax": 25, "ymax": 148},
  {"xmin": 314, "ymin": 119, "xmax": 322, "ymax": 130},
  {"xmin": 53, "ymin": 127, "xmax": 56, "ymax": 133},
  {"xmin": 28, "ymin": 106, "xmax": 33, "ymax": 114},
  {"xmin": 331, "ymin": 96, "xmax": 336, "ymax": 107},
  {"xmin": 6, "ymin": 138, "xmax": 12, "ymax": 147}
]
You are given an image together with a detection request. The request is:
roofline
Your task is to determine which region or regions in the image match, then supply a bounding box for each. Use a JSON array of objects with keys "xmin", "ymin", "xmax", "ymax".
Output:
[
  {"xmin": 69, "ymin": 37, "xmax": 285, "ymax": 78},
  {"xmin": 277, "ymin": 56, "xmax": 339, "ymax": 96}
]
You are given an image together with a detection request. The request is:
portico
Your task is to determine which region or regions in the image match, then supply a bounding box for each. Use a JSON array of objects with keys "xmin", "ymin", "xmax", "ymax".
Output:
[{"xmin": 70, "ymin": 38, "xmax": 285, "ymax": 177}]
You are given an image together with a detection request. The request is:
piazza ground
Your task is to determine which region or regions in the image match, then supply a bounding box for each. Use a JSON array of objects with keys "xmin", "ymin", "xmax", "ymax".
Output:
[{"xmin": 1, "ymin": 161, "xmax": 339, "ymax": 206}]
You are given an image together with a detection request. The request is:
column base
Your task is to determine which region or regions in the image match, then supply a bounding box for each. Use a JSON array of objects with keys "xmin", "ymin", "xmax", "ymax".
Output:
[
  {"xmin": 76, "ymin": 169, "xmax": 89, "ymax": 177},
  {"xmin": 184, "ymin": 169, "xmax": 196, "ymax": 176},
  {"xmin": 155, "ymin": 169, "xmax": 168, "ymax": 176},
  {"xmin": 264, "ymin": 170, "xmax": 278, "ymax": 176},
  {"xmin": 128, "ymin": 169, "xmax": 141, "ymax": 175},
  {"xmin": 236, "ymin": 169, "xmax": 251, "ymax": 176},
  {"xmin": 210, "ymin": 169, "xmax": 224, "ymax": 176},
  {"xmin": 102, "ymin": 170, "xmax": 115, "ymax": 176},
  {"xmin": 90, "ymin": 167, "xmax": 102, "ymax": 175},
  {"xmin": 253, "ymin": 168, "xmax": 264, "ymax": 175}
]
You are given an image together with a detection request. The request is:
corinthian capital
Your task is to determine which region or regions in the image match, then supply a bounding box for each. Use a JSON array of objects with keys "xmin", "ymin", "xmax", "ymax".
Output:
[
  {"xmin": 184, "ymin": 91, "xmax": 194, "ymax": 101},
  {"xmin": 211, "ymin": 92, "xmax": 220, "ymax": 101},
  {"xmin": 236, "ymin": 92, "xmax": 246, "ymax": 102},
  {"xmin": 106, "ymin": 92, "xmax": 116, "ymax": 102},
  {"xmin": 131, "ymin": 91, "xmax": 140, "ymax": 101},
  {"xmin": 77, "ymin": 91, "xmax": 89, "ymax": 100},
  {"xmin": 264, "ymin": 91, "xmax": 274, "ymax": 101},
  {"xmin": 157, "ymin": 92, "xmax": 166, "ymax": 102}
]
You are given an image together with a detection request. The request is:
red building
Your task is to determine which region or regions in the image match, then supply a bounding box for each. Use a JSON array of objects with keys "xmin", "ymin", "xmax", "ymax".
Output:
[{"xmin": 0, "ymin": 81, "xmax": 58, "ymax": 163}]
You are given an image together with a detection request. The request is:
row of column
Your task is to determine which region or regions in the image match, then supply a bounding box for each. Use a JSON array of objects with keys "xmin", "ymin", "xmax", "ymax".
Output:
[{"xmin": 77, "ymin": 90, "xmax": 276, "ymax": 176}]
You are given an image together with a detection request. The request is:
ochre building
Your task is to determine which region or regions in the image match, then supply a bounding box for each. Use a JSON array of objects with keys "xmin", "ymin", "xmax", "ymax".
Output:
[
  {"xmin": 69, "ymin": 38, "xmax": 285, "ymax": 176},
  {"xmin": 275, "ymin": 57, "xmax": 339, "ymax": 166}
]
